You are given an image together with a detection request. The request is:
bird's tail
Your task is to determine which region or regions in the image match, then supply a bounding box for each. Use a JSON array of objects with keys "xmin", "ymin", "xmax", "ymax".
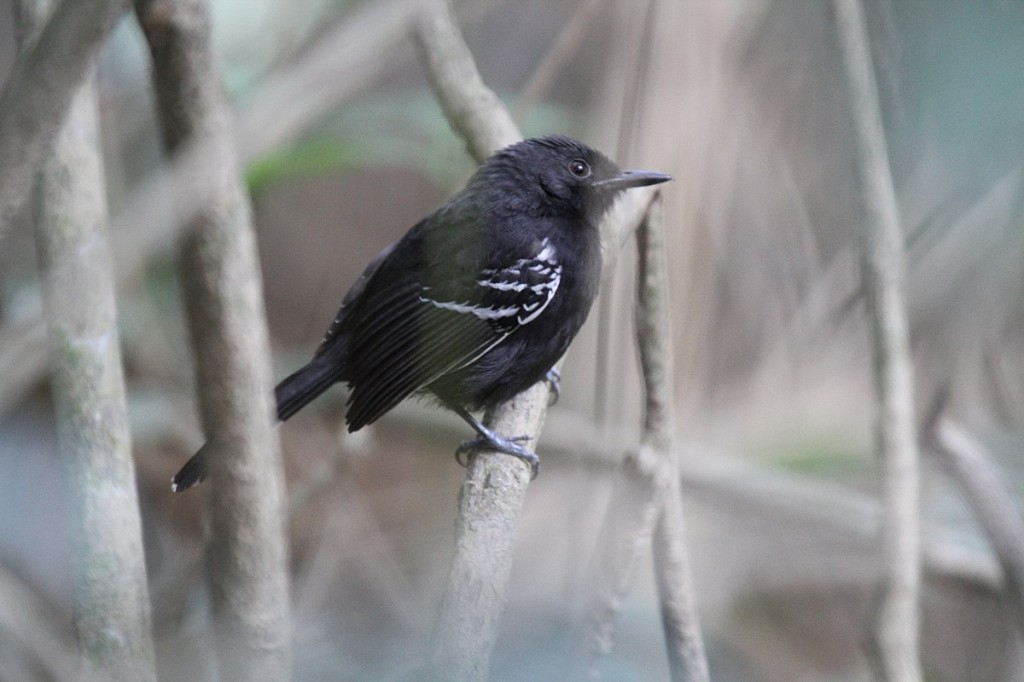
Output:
[
  {"xmin": 171, "ymin": 354, "xmax": 345, "ymax": 492},
  {"xmin": 275, "ymin": 354, "xmax": 345, "ymax": 422}
]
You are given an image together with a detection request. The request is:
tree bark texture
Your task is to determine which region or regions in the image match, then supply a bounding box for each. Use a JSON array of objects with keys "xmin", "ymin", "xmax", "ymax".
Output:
[
  {"xmin": 135, "ymin": 0, "xmax": 292, "ymax": 679},
  {"xmin": 18, "ymin": 0, "xmax": 157, "ymax": 676}
]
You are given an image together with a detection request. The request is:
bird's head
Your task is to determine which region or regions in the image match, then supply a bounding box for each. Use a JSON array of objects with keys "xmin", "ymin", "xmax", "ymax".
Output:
[{"xmin": 480, "ymin": 135, "xmax": 672, "ymax": 220}]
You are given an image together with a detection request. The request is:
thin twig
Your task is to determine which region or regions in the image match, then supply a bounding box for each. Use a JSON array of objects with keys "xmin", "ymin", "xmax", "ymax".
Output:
[
  {"xmin": 135, "ymin": 0, "xmax": 291, "ymax": 679},
  {"xmin": 641, "ymin": 196, "xmax": 709, "ymax": 682},
  {"xmin": 921, "ymin": 393, "xmax": 1024, "ymax": 637},
  {"xmin": 832, "ymin": 0, "xmax": 922, "ymax": 680},
  {"xmin": 584, "ymin": 195, "xmax": 708, "ymax": 680},
  {"xmin": 15, "ymin": 1, "xmax": 157, "ymax": 678}
]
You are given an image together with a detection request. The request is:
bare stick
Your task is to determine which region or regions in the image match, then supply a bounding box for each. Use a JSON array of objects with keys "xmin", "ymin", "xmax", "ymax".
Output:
[
  {"xmin": 832, "ymin": 1, "xmax": 922, "ymax": 680},
  {"xmin": 19, "ymin": 1, "xmax": 156, "ymax": 678},
  {"xmin": 414, "ymin": 0, "xmax": 520, "ymax": 160},
  {"xmin": 135, "ymin": 1, "xmax": 291, "ymax": 679},
  {"xmin": 584, "ymin": 195, "xmax": 708, "ymax": 680},
  {"xmin": 38, "ymin": 74, "xmax": 159, "ymax": 682},
  {"xmin": 641, "ymin": 197, "xmax": 709, "ymax": 682},
  {"xmin": 921, "ymin": 394, "xmax": 1024, "ymax": 636},
  {"xmin": 16, "ymin": 1, "xmax": 156, "ymax": 677},
  {"xmin": 0, "ymin": 0, "xmax": 128, "ymax": 230}
]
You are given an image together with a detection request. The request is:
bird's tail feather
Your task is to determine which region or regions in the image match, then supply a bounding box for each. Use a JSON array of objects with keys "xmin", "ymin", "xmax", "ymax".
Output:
[
  {"xmin": 275, "ymin": 356, "xmax": 345, "ymax": 422},
  {"xmin": 171, "ymin": 354, "xmax": 344, "ymax": 492}
]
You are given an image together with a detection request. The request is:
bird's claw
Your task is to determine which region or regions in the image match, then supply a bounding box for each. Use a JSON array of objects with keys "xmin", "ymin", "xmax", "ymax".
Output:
[
  {"xmin": 545, "ymin": 367, "xmax": 561, "ymax": 406},
  {"xmin": 455, "ymin": 434, "xmax": 540, "ymax": 479}
]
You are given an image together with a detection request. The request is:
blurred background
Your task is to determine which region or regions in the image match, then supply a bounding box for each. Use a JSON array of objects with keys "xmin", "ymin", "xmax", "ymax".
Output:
[{"xmin": 1, "ymin": 0, "xmax": 1023, "ymax": 679}]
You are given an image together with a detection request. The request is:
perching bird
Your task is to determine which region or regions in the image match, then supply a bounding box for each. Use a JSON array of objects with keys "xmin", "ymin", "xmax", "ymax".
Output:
[{"xmin": 172, "ymin": 135, "xmax": 670, "ymax": 491}]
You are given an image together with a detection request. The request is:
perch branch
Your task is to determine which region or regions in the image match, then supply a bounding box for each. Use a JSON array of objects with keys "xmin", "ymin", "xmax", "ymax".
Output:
[
  {"xmin": 415, "ymin": 1, "xmax": 660, "ymax": 678},
  {"xmin": 415, "ymin": 4, "xmax": 529, "ymax": 677}
]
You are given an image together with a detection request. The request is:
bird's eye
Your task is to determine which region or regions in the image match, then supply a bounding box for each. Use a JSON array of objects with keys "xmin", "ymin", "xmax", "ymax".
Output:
[{"xmin": 568, "ymin": 159, "xmax": 590, "ymax": 178}]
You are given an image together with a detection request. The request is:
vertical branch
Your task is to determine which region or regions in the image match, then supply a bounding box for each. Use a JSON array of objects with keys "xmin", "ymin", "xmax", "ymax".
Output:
[
  {"xmin": 135, "ymin": 1, "xmax": 291, "ymax": 680},
  {"xmin": 832, "ymin": 1, "xmax": 922, "ymax": 680},
  {"xmin": 0, "ymin": 0, "xmax": 129, "ymax": 229},
  {"xmin": 415, "ymin": 0, "xmax": 520, "ymax": 159},
  {"xmin": 17, "ymin": 1, "xmax": 156, "ymax": 678},
  {"xmin": 639, "ymin": 196, "xmax": 709, "ymax": 682},
  {"xmin": 653, "ymin": 476, "xmax": 708, "ymax": 682},
  {"xmin": 583, "ymin": 442, "xmax": 668, "ymax": 675},
  {"xmin": 583, "ymin": 195, "xmax": 708, "ymax": 681}
]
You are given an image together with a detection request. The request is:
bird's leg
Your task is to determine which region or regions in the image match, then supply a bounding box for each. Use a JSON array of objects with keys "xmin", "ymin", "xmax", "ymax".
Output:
[
  {"xmin": 544, "ymin": 366, "xmax": 561, "ymax": 405},
  {"xmin": 448, "ymin": 404, "xmax": 540, "ymax": 478}
]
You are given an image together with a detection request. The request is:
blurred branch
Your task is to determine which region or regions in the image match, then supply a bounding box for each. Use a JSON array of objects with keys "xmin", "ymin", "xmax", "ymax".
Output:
[
  {"xmin": 0, "ymin": 0, "xmax": 419, "ymax": 417},
  {"xmin": 0, "ymin": 0, "xmax": 128, "ymax": 231},
  {"xmin": 0, "ymin": 316, "xmax": 45, "ymax": 414},
  {"xmin": 584, "ymin": 195, "xmax": 709, "ymax": 681},
  {"xmin": 921, "ymin": 392, "xmax": 1024, "ymax": 637},
  {"xmin": 414, "ymin": 0, "xmax": 520, "ymax": 160},
  {"xmin": 16, "ymin": 0, "xmax": 156, "ymax": 678},
  {"xmin": 832, "ymin": 1, "xmax": 922, "ymax": 680},
  {"xmin": 237, "ymin": 0, "xmax": 422, "ymax": 162},
  {"xmin": 0, "ymin": 562, "xmax": 77, "ymax": 681},
  {"xmin": 134, "ymin": 1, "xmax": 291, "ymax": 680}
]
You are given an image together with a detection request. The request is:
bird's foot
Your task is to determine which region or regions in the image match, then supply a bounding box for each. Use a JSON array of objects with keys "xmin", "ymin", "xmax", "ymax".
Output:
[
  {"xmin": 456, "ymin": 430, "xmax": 539, "ymax": 479},
  {"xmin": 545, "ymin": 366, "xmax": 561, "ymax": 405}
]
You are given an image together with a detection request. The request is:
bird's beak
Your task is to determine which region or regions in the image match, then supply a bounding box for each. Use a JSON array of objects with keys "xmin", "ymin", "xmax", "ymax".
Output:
[{"xmin": 594, "ymin": 169, "xmax": 673, "ymax": 192}]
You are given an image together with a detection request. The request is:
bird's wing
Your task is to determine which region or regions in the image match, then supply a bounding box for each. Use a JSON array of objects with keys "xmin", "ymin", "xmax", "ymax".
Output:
[
  {"xmin": 344, "ymin": 238, "xmax": 562, "ymax": 430},
  {"xmin": 314, "ymin": 241, "xmax": 398, "ymax": 357}
]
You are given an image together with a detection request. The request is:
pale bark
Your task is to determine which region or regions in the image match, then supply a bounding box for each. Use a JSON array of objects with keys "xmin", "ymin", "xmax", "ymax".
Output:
[
  {"xmin": 135, "ymin": 0, "xmax": 291, "ymax": 679},
  {"xmin": 921, "ymin": 394, "xmax": 1024, "ymax": 638},
  {"xmin": 833, "ymin": 0, "xmax": 922, "ymax": 680},
  {"xmin": 18, "ymin": 0, "xmax": 156, "ymax": 677},
  {"xmin": 585, "ymin": 195, "xmax": 708, "ymax": 681}
]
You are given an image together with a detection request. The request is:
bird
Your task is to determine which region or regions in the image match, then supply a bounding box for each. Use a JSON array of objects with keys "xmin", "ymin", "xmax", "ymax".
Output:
[{"xmin": 171, "ymin": 135, "xmax": 670, "ymax": 491}]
